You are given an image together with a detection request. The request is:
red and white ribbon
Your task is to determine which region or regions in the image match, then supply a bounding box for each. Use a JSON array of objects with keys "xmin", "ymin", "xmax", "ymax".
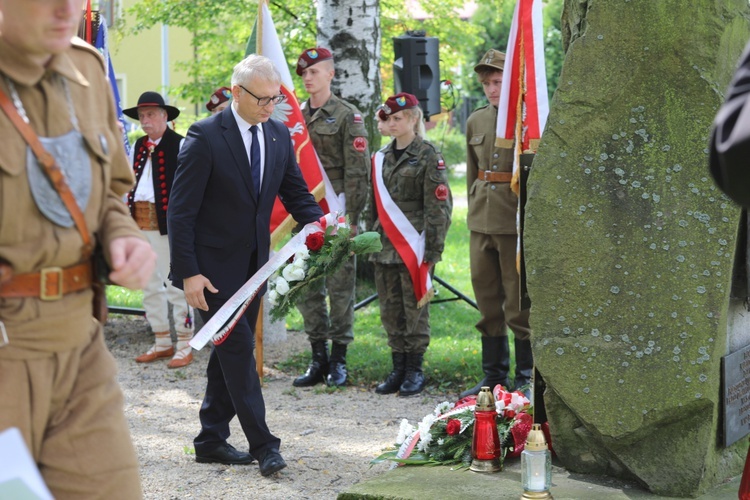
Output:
[
  {"xmin": 189, "ymin": 213, "xmax": 340, "ymax": 350},
  {"xmin": 371, "ymin": 150, "xmax": 432, "ymax": 307}
]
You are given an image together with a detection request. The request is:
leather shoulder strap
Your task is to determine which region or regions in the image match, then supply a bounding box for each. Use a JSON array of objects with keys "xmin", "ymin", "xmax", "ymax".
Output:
[{"xmin": 0, "ymin": 85, "xmax": 93, "ymax": 259}]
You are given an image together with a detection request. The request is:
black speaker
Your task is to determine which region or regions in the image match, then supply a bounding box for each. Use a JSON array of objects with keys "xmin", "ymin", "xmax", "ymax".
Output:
[{"xmin": 393, "ymin": 32, "xmax": 441, "ymax": 119}]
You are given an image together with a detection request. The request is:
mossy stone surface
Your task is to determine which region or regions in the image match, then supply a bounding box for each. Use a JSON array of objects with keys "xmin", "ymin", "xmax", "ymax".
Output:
[{"xmin": 525, "ymin": 0, "xmax": 750, "ymax": 496}]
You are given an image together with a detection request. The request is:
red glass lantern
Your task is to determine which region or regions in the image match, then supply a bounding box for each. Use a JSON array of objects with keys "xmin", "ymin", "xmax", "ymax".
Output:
[{"xmin": 470, "ymin": 386, "xmax": 501, "ymax": 472}]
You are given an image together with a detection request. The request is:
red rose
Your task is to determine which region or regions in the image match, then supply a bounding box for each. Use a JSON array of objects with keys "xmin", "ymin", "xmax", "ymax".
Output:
[
  {"xmin": 446, "ymin": 419, "xmax": 461, "ymax": 436},
  {"xmin": 306, "ymin": 232, "xmax": 325, "ymax": 251}
]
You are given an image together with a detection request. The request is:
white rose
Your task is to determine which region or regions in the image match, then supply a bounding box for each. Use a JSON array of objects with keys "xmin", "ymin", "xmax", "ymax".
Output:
[
  {"xmin": 268, "ymin": 289, "xmax": 279, "ymax": 306},
  {"xmin": 283, "ymin": 265, "xmax": 305, "ymax": 282},
  {"xmin": 295, "ymin": 248, "xmax": 310, "ymax": 261},
  {"xmin": 282, "ymin": 264, "xmax": 303, "ymax": 282},
  {"xmin": 275, "ymin": 277, "xmax": 290, "ymax": 295}
]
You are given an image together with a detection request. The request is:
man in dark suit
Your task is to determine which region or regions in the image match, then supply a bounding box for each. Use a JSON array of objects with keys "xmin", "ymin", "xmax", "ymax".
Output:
[{"xmin": 168, "ymin": 54, "xmax": 323, "ymax": 476}]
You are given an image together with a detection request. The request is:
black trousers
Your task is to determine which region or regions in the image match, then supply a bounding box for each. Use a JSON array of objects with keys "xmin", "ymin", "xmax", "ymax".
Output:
[{"xmin": 193, "ymin": 295, "xmax": 280, "ymax": 458}]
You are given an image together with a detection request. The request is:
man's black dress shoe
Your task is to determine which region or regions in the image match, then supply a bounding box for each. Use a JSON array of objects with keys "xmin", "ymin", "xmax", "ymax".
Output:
[
  {"xmin": 195, "ymin": 443, "xmax": 255, "ymax": 465},
  {"xmin": 257, "ymin": 448, "xmax": 287, "ymax": 476}
]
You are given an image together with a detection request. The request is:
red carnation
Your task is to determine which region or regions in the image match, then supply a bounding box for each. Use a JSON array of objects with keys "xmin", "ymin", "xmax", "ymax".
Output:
[
  {"xmin": 306, "ymin": 232, "xmax": 325, "ymax": 251},
  {"xmin": 446, "ymin": 419, "xmax": 461, "ymax": 436}
]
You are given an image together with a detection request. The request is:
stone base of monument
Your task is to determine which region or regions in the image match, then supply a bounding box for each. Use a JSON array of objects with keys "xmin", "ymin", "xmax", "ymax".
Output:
[{"xmin": 338, "ymin": 457, "xmax": 742, "ymax": 499}]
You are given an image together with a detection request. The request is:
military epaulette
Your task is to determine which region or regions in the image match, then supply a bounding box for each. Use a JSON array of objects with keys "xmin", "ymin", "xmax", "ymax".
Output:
[
  {"xmin": 70, "ymin": 37, "xmax": 106, "ymax": 73},
  {"xmin": 470, "ymin": 103, "xmax": 491, "ymax": 114}
]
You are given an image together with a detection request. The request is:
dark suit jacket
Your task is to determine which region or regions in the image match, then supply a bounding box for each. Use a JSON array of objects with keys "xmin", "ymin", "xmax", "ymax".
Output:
[
  {"xmin": 710, "ymin": 40, "xmax": 750, "ymax": 208},
  {"xmin": 168, "ymin": 106, "xmax": 323, "ymax": 298}
]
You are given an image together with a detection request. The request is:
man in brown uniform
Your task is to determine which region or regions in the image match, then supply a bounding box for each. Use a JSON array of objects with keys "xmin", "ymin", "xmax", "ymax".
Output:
[
  {"xmin": 459, "ymin": 49, "xmax": 533, "ymax": 399},
  {"xmin": 0, "ymin": 1, "xmax": 156, "ymax": 497},
  {"xmin": 293, "ymin": 47, "xmax": 370, "ymax": 388}
]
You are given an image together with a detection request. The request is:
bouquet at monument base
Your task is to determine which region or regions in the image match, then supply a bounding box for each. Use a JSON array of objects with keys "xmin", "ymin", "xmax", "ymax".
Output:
[
  {"xmin": 267, "ymin": 216, "xmax": 381, "ymax": 321},
  {"xmin": 373, "ymin": 385, "xmax": 538, "ymax": 469}
]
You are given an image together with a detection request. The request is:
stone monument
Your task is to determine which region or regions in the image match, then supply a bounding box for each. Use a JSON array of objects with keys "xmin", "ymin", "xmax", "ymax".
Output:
[{"xmin": 524, "ymin": 0, "xmax": 750, "ymax": 496}]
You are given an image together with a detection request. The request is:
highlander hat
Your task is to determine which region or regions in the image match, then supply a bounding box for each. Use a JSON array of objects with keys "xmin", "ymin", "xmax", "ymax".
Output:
[
  {"xmin": 474, "ymin": 49, "xmax": 506, "ymax": 73},
  {"xmin": 123, "ymin": 91, "xmax": 180, "ymax": 121},
  {"xmin": 296, "ymin": 47, "xmax": 333, "ymax": 76}
]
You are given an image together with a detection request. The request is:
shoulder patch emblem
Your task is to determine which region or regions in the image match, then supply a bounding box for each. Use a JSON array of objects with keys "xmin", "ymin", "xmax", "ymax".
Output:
[
  {"xmin": 435, "ymin": 184, "xmax": 449, "ymax": 201},
  {"xmin": 353, "ymin": 113, "xmax": 363, "ymax": 124},
  {"xmin": 353, "ymin": 137, "xmax": 368, "ymax": 152},
  {"xmin": 437, "ymin": 158, "xmax": 445, "ymax": 170}
]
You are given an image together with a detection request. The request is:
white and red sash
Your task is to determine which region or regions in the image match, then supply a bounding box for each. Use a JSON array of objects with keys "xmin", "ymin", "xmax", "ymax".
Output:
[{"xmin": 371, "ymin": 150, "xmax": 432, "ymax": 307}]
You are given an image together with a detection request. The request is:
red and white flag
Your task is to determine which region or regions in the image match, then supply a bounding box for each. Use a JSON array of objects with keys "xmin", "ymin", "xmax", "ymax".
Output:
[
  {"xmin": 495, "ymin": 0, "xmax": 549, "ymax": 196},
  {"xmin": 371, "ymin": 151, "xmax": 433, "ymax": 308},
  {"xmin": 252, "ymin": 1, "xmax": 341, "ymax": 245}
]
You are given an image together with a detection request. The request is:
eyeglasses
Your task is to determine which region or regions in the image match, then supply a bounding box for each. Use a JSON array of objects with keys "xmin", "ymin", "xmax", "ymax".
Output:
[{"xmin": 238, "ymin": 85, "xmax": 286, "ymax": 106}]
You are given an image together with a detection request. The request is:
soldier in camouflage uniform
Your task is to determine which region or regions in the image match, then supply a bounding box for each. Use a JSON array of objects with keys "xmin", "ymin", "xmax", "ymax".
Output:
[
  {"xmin": 293, "ymin": 47, "xmax": 370, "ymax": 388},
  {"xmin": 459, "ymin": 49, "xmax": 533, "ymax": 399},
  {"xmin": 369, "ymin": 93, "xmax": 452, "ymax": 397}
]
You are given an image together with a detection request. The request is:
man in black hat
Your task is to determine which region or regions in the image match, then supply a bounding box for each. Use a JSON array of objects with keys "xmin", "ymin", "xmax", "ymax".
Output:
[{"xmin": 124, "ymin": 91, "xmax": 195, "ymax": 369}]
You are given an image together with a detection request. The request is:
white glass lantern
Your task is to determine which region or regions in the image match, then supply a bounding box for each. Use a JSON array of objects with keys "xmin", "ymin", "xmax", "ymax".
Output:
[{"xmin": 520, "ymin": 423, "xmax": 553, "ymax": 499}]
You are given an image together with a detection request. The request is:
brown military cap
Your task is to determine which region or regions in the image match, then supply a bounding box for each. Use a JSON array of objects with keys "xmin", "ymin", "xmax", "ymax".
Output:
[{"xmin": 473, "ymin": 49, "xmax": 506, "ymax": 73}]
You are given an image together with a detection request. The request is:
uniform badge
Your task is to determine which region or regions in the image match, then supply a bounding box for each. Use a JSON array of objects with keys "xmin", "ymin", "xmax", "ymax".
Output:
[
  {"xmin": 353, "ymin": 113, "xmax": 363, "ymax": 124},
  {"xmin": 408, "ymin": 157, "xmax": 418, "ymax": 165},
  {"xmin": 437, "ymin": 158, "xmax": 445, "ymax": 170},
  {"xmin": 353, "ymin": 137, "xmax": 367, "ymax": 152},
  {"xmin": 435, "ymin": 184, "xmax": 449, "ymax": 201},
  {"xmin": 326, "ymin": 117, "xmax": 337, "ymax": 124}
]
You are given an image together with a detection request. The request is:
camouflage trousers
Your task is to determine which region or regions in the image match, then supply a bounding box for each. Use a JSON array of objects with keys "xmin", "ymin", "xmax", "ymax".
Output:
[
  {"xmin": 296, "ymin": 254, "xmax": 356, "ymax": 345},
  {"xmin": 374, "ymin": 262, "xmax": 430, "ymax": 354}
]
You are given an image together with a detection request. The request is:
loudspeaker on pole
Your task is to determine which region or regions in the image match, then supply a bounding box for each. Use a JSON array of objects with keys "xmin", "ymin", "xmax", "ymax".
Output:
[{"xmin": 393, "ymin": 31, "xmax": 441, "ymax": 119}]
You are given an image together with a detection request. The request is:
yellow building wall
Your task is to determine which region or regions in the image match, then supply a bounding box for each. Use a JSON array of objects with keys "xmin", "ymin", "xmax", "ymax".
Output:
[{"xmin": 108, "ymin": 0, "xmax": 193, "ymax": 118}]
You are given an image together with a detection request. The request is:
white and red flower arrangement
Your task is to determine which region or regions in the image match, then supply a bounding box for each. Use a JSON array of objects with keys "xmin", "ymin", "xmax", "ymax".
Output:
[
  {"xmin": 373, "ymin": 385, "xmax": 547, "ymax": 469},
  {"xmin": 267, "ymin": 216, "xmax": 381, "ymax": 321}
]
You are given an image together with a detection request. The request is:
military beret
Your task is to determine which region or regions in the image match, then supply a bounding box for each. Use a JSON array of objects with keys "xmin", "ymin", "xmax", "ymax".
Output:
[
  {"xmin": 205, "ymin": 86, "xmax": 231, "ymax": 112},
  {"xmin": 296, "ymin": 47, "xmax": 333, "ymax": 76},
  {"xmin": 379, "ymin": 92, "xmax": 419, "ymax": 120},
  {"xmin": 474, "ymin": 49, "xmax": 506, "ymax": 73}
]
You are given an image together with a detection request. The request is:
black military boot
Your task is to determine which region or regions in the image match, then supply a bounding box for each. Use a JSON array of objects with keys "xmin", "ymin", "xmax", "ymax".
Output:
[
  {"xmin": 293, "ymin": 341, "xmax": 328, "ymax": 387},
  {"xmin": 375, "ymin": 352, "xmax": 406, "ymax": 395},
  {"xmin": 459, "ymin": 336, "xmax": 511, "ymax": 399},
  {"xmin": 398, "ymin": 353, "xmax": 426, "ymax": 397},
  {"xmin": 326, "ymin": 342, "xmax": 348, "ymax": 387},
  {"xmin": 513, "ymin": 338, "xmax": 534, "ymax": 399}
]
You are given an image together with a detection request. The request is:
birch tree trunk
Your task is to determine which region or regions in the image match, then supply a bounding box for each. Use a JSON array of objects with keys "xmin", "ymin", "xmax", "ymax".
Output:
[{"xmin": 317, "ymin": 0, "xmax": 381, "ymax": 150}]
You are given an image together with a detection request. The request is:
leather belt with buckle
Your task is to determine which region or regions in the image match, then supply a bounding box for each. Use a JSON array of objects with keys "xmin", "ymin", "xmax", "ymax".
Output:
[
  {"xmin": 0, "ymin": 261, "xmax": 93, "ymax": 300},
  {"xmin": 134, "ymin": 201, "xmax": 159, "ymax": 231},
  {"xmin": 478, "ymin": 170, "xmax": 512, "ymax": 183}
]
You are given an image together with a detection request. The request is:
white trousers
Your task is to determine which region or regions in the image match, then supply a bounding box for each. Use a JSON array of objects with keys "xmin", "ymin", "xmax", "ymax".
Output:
[{"xmin": 141, "ymin": 230, "xmax": 193, "ymax": 335}]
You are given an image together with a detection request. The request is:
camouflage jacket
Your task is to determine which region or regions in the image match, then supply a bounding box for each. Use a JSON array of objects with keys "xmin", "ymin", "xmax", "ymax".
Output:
[
  {"xmin": 301, "ymin": 94, "xmax": 369, "ymax": 225},
  {"xmin": 368, "ymin": 135, "xmax": 452, "ymax": 264}
]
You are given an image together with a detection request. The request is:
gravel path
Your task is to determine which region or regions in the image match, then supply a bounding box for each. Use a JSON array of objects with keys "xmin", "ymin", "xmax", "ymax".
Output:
[{"xmin": 105, "ymin": 315, "xmax": 446, "ymax": 499}]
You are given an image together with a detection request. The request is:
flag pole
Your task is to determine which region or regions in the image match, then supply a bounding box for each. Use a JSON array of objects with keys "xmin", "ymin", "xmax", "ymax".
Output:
[{"xmin": 254, "ymin": 0, "xmax": 266, "ymax": 383}]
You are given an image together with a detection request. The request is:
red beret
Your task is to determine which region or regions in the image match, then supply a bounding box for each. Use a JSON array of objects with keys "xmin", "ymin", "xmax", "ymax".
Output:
[
  {"xmin": 296, "ymin": 47, "xmax": 333, "ymax": 76},
  {"xmin": 206, "ymin": 86, "xmax": 232, "ymax": 112},
  {"xmin": 379, "ymin": 92, "xmax": 419, "ymax": 120}
]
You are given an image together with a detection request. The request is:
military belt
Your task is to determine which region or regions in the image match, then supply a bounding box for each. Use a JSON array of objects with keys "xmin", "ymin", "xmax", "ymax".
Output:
[
  {"xmin": 0, "ymin": 261, "xmax": 94, "ymax": 300},
  {"xmin": 478, "ymin": 170, "xmax": 512, "ymax": 183},
  {"xmin": 134, "ymin": 201, "xmax": 159, "ymax": 230}
]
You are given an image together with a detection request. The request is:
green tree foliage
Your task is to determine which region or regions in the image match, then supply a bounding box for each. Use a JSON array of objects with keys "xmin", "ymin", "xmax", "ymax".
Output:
[{"xmin": 124, "ymin": 0, "xmax": 564, "ymax": 112}]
